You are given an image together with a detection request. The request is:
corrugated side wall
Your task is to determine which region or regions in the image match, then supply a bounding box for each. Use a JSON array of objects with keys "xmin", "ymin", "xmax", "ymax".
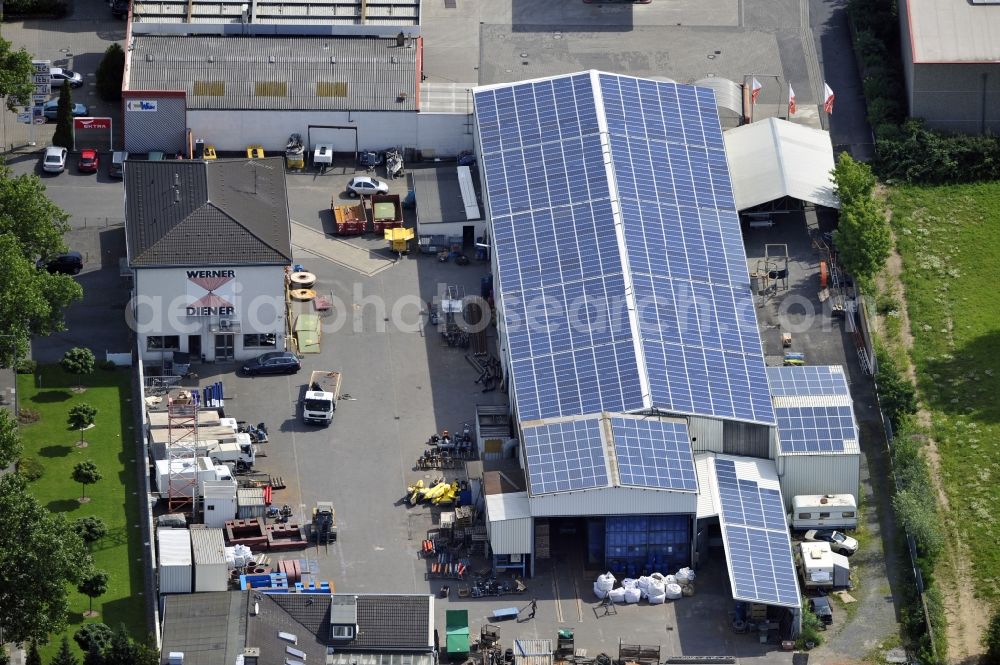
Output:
[
  {"xmin": 776, "ymin": 454, "xmax": 860, "ymax": 507},
  {"xmin": 123, "ymin": 94, "xmax": 187, "ymax": 154},
  {"xmin": 191, "ymin": 528, "xmax": 228, "ymax": 592},
  {"xmin": 157, "ymin": 528, "xmax": 192, "ymax": 594},
  {"xmin": 722, "ymin": 421, "xmax": 772, "ymax": 459},
  {"xmin": 487, "ymin": 517, "xmax": 533, "ymax": 555},
  {"xmin": 530, "ymin": 487, "xmax": 697, "ymax": 518},
  {"xmin": 689, "ymin": 416, "xmax": 723, "ymax": 453}
]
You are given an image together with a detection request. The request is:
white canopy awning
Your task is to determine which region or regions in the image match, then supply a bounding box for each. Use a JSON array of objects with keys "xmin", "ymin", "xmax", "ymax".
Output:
[{"xmin": 724, "ymin": 117, "xmax": 840, "ymax": 210}]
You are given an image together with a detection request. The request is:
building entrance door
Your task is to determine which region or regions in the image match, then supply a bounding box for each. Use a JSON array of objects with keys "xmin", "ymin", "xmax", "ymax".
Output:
[
  {"xmin": 214, "ymin": 334, "xmax": 234, "ymax": 361},
  {"xmin": 188, "ymin": 334, "xmax": 202, "ymax": 360}
]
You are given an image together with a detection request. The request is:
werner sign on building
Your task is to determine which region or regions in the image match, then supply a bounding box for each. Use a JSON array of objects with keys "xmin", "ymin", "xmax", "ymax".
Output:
[{"xmin": 186, "ymin": 269, "xmax": 237, "ymax": 317}]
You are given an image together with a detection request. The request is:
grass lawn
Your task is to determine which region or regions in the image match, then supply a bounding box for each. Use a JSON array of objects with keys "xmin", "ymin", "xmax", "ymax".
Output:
[
  {"xmin": 17, "ymin": 365, "xmax": 145, "ymax": 658},
  {"xmin": 887, "ymin": 182, "xmax": 1000, "ymax": 599}
]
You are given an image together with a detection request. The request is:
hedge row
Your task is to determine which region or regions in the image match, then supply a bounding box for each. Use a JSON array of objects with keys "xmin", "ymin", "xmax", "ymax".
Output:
[
  {"xmin": 847, "ymin": 0, "xmax": 1000, "ymax": 184},
  {"xmin": 3, "ymin": 0, "xmax": 68, "ymax": 17}
]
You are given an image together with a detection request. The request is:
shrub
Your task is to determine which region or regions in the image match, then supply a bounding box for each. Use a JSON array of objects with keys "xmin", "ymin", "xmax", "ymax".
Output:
[
  {"xmin": 74, "ymin": 622, "xmax": 113, "ymax": 653},
  {"xmin": 17, "ymin": 407, "xmax": 40, "ymax": 424},
  {"xmin": 797, "ymin": 602, "xmax": 825, "ymax": 649},
  {"xmin": 98, "ymin": 359, "xmax": 117, "ymax": 371},
  {"xmin": 96, "ymin": 44, "xmax": 126, "ymax": 102},
  {"xmin": 984, "ymin": 604, "xmax": 1000, "ymax": 665},
  {"xmin": 17, "ymin": 456, "xmax": 45, "ymax": 481},
  {"xmin": 15, "ymin": 359, "xmax": 37, "ymax": 374},
  {"xmin": 3, "ymin": 0, "xmax": 69, "ymax": 17}
]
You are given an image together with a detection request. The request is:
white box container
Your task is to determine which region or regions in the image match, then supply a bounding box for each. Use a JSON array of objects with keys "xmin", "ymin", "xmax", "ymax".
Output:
[
  {"xmin": 191, "ymin": 528, "xmax": 228, "ymax": 592},
  {"xmin": 202, "ymin": 480, "xmax": 237, "ymax": 528},
  {"xmin": 158, "ymin": 528, "xmax": 192, "ymax": 594},
  {"xmin": 237, "ymin": 488, "xmax": 266, "ymax": 518},
  {"xmin": 156, "ymin": 457, "xmax": 216, "ymax": 496}
]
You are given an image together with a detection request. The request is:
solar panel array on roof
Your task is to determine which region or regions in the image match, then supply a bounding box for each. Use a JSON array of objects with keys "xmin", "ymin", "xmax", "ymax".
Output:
[
  {"xmin": 611, "ymin": 417, "xmax": 697, "ymax": 491},
  {"xmin": 474, "ymin": 71, "xmax": 774, "ymax": 425},
  {"xmin": 766, "ymin": 365, "xmax": 850, "ymax": 397},
  {"xmin": 715, "ymin": 458, "xmax": 799, "ymax": 607},
  {"xmin": 774, "ymin": 404, "xmax": 856, "ymax": 453},
  {"xmin": 522, "ymin": 419, "xmax": 608, "ymax": 495}
]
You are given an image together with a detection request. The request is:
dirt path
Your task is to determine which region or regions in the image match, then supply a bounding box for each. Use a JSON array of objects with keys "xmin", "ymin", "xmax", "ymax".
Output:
[{"xmin": 879, "ymin": 241, "xmax": 986, "ymax": 663}]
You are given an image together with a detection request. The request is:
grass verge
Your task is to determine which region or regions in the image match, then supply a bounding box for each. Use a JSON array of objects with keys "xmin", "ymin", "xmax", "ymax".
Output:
[
  {"xmin": 17, "ymin": 365, "xmax": 144, "ymax": 659},
  {"xmin": 887, "ymin": 182, "xmax": 1000, "ymax": 601}
]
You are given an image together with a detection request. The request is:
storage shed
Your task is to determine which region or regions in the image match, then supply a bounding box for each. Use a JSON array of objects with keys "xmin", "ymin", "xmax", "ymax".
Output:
[
  {"xmin": 191, "ymin": 527, "xmax": 228, "ymax": 592},
  {"xmin": 158, "ymin": 528, "xmax": 193, "ymax": 594},
  {"xmin": 237, "ymin": 487, "xmax": 266, "ymax": 518},
  {"xmin": 202, "ymin": 480, "xmax": 237, "ymax": 528}
]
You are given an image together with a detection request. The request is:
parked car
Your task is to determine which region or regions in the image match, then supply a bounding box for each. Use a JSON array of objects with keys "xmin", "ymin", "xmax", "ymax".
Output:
[
  {"xmin": 110, "ymin": 0, "xmax": 130, "ymax": 17},
  {"xmin": 37, "ymin": 251, "xmax": 83, "ymax": 275},
  {"xmin": 41, "ymin": 146, "xmax": 67, "ymax": 173},
  {"xmin": 109, "ymin": 151, "xmax": 129, "ymax": 178},
  {"xmin": 347, "ymin": 175, "xmax": 389, "ymax": 197},
  {"xmin": 803, "ymin": 529, "xmax": 858, "ymax": 556},
  {"xmin": 808, "ymin": 596, "xmax": 833, "ymax": 628},
  {"xmin": 49, "ymin": 67, "xmax": 84, "ymax": 88},
  {"xmin": 242, "ymin": 351, "xmax": 301, "ymax": 376},
  {"xmin": 43, "ymin": 99, "xmax": 88, "ymax": 120},
  {"xmin": 78, "ymin": 149, "xmax": 99, "ymax": 173}
]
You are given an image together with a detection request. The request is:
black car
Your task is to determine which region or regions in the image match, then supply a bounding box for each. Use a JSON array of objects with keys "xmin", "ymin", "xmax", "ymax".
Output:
[
  {"xmin": 809, "ymin": 596, "xmax": 833, "ymax": 628},
  {"xmin": 110, "ymin": 0, "xmax": 130, "ymax": 17},
  {"xmin": 37, "ymin": 251, "xmax": 83, "ymax": 275},
  {"xmin": 242, "ymin": 351, "xmax": 300, "ymax": 376}
]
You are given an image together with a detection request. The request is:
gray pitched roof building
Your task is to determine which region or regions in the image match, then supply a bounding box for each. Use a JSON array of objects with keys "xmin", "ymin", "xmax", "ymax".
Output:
[
  {"xmin": 160, "ymin": 592, "xmax": 435, "ymax": 665},
  {"xmin": 125, "ymin": 157, "xmax": 292, "ymax": 267}
]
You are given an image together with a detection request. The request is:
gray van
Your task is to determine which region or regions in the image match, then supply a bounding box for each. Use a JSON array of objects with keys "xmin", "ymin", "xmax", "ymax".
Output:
[{"xmin": 110, "ymin": 151, "xmax": 128, "ymax": 178}]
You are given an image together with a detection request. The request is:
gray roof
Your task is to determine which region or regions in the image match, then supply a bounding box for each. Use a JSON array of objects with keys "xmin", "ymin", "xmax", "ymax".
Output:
[
  {"xmin": 248, "ymin": 594, "xmax": 329, "ymax": 665},
  {"xmin": 128, "ymin": 35, "xmax": 418, "ymax": 111},
  {"xmin": 411, "ymin": 167, "xmax": 479, "ymax": 225},
  {"xmin": 904, "ymin": 0, "xmax": 1000, "ymax": 62},
  {"xmin": 131, "ymin": 0, "xmax": 419, "ymax": 27},
  {"xmin": 125, "ymin": 157, "xmax": 292, "ymax": 267},
  {"xmin": 160, "ymin": 592, "xmax": 247, "ymax": 665}
]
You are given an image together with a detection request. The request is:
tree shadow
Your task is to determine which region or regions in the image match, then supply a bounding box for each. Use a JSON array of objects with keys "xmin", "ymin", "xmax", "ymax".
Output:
[
  {"xmin": 918, "ymin": 330, "xmax": 1000, "ymax": 423},
  {"xmin": 39, "ymin": 444, "xmax": 74, "ymax": 458},
  {"xmin": 47, "ymin": 498, "xmax": 83, "ymax": 513},
  {"xmin": 31, "ymin": 390, "xmax": 73, "ymax": 403}
]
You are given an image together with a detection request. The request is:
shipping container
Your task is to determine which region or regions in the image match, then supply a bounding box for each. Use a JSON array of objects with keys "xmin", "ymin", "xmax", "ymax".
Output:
[
  {"xmin": 155, "ymin": 457, "xmax": 217, "ymax": 497},
  {"xmin": 202, "ymin": 480, "xmax": 237, "ymax": 528},
  {"xmin": 237, "ymin": 487, "xmax": 267, "ymax": 518},
  {"xmin": 191, "ymin": 527, "xmax": 228, "ymax": 592},
  {"xmin": 158, "ymin": 528, "xmax": 192, "ymax": 594}
]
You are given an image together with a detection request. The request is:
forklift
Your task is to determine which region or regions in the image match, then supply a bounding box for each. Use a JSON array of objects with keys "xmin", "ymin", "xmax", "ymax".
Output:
[{"xmin": 312, "ymin": 501, "xmax": 337, "ymax": 548}]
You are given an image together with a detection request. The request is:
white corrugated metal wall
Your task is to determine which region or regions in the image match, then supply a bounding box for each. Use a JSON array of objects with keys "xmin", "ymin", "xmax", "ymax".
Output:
[
  {"xmin": 157, "ymin": 528, "xmax": 192, "ymax": 594},
  {"xmin": 529, "ymin": 487, "xmax": 697, "ymax": 518},
  {"xmin": 191, "ymin": 528, "xmax": 228, "ymax": 592},
  {"xmin": 688, "ymin": 416, "xmax": 723, "ymax": 453},
  {"xmin": 776, "ymin": 454, "xmax": 860, "ymax": 506},
  {"xmin": 487, "ymin": 517, "xmax": 533, "ymax": 555}
]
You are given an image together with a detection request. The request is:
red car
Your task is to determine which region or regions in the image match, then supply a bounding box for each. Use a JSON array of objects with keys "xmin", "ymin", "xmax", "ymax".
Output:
[{"xmin": 78, "ymin": 149, "xmax": 99, "ymax": 173}]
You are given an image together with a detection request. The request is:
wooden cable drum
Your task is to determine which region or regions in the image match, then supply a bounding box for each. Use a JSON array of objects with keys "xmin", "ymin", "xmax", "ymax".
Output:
[
  {"xmin": 290, "ymin": 288, "xmax": 317, "ymax": 301},
  {"xmin": 289, "ymin": 271, "xmax": 317, "ymax": 288}
]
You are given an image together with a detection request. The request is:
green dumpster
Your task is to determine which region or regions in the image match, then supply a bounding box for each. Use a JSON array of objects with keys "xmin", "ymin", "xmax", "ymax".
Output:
[{"xmin": 445, "ymin": 609, "xmax": 470, "ymax": 659}]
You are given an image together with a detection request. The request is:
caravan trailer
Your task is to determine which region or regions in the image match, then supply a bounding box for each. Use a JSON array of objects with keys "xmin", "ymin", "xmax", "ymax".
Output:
[{"xmin": 790, "ymin": 494, "xmax": 858, "ymax": 531}]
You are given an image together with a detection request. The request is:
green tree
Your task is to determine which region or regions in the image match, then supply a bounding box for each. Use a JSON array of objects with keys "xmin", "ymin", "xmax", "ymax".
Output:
[
  {"xmin": 73, "ymin": 515, "xmax": 108, "ymax": 549},
  {"xmin": 74, "ymin": 622, "xmax": 113, "ymax": 654},
  {"xmin": 830, "ymin": 153, "xmax": 892, "ymax": 284},
  {"xmin": 25, "ymin": 642, "xmax": 41, "ymax": 665},
  {"xmin": 893, "ymin": 487, "xmax": 944, "ymax": 567},
  {"xmin": 0, "ymin": 409, "xmax": 22, "ymax": 468},
  {"xmin": 78, "ymin": 569, "xmax": 109, "ymax": 616},
  {"xmin": 103, "ymin": 625, "xmax": 136, "ymax": 665},
  {"xmin": 0, "ymin": 37, "xmax": 33, "ymax": 111},
  {"xmin": 984, "ymin": 605, "xmax": 1000, "ymax": 665},
  {"xmin": 51, "ymin": 636, "xmax": 80, "ymax": 665},
  {"xmin": 82, "ymin": 643, "xmax": 105, "ymax": 665},
  {"xmin": 0, "ymin": 646, "xmax": 9, "ymax": 665},
  {"xmin": 61, "ymin": 347, "xmax": 96, "ymax": 389},
  {"xmin": 52, "ymin": 83, "xmax": 74, "ymax": 149},
  {"xmin": 0, "ymin": 474, "xmax": 91, "ymax": 644},
  {"xmin": 95, "ymin": 44, "xmax": 125, "ymax": 102},
  {"xmin": 72, "ymin": 459, "xmax": 102, "ymax": 501},
  {"xmin": 0, "ymin": 233, "xmax": 82, "ymax": 367},
  {"xmin": 0, "ymin": 164, "xmax": 71, "ymax": 258},
  {"xmin": 831, "ymin": 150, "xmax": 876, "ymax": 206},
  {"xmin": 68, "ymin": 403, "xmax": 98, "ymax": 444}
]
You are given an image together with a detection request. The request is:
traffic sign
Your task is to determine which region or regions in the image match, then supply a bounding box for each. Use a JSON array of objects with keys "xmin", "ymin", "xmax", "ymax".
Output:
[
  {"xmin": 17, "ymin": 112, "xmax": 30, "ymax": 124},
  {"xmin": 32, "ymin": 60, "xmax": 51, "ymax": 74},
  {"xmin": 32, "ymin": 94, "xmax": 47, "ymax": 105},
  {"xmin": 34, "ymin": 83, "xmax": 51, "ymax": 95}
]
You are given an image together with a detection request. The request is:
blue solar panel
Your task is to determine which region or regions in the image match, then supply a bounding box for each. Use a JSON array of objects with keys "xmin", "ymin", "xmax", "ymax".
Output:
[
  {"xmin": 611, "ymin": 417, "xmax": 697, "ymax": 491},
  {"xmin": 726, "ymin": 525, "xmax": 800, "ymax": 606},
  {"xmin": 767, "ymin": 365, "xmax": 851, "ymax": 397},
  {"xmin": 715, "ymin": 459, "xmax": 787, "ymax": 530},
  {"xmin": 522, "ymin": 419, "xmax": 609, "ymax": 494},
  {"xmin": 775, "ymin": 405, "xmax": 857, "ymax": 453}
]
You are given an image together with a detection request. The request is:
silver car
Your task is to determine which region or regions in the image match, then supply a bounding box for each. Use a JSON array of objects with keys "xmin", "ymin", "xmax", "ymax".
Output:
[
  {"xmin": 347, "ymin": 175, "xmax": 389, "ymax": 197},
  {"xmin": 42, "ymin": 146, "xmax": 68, "ymax": 173},
  {"xmin": 49, "ymin": 67, "xmax": 84, "ymax": 88}
]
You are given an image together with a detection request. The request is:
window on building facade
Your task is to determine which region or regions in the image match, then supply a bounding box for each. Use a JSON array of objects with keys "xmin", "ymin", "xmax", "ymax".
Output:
[
  {"xmin": 147, "ymin": 336, "xmax": 180, "ymax": 351},
  {"xmin": 243, "ymin": 333, "xmax": 277, "ymax": 349}
]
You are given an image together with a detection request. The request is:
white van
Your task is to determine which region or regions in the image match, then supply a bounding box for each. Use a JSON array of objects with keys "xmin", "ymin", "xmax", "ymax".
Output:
[{"xmin": 789, "ymin": 494, "xmax": 858, "ymax": 531}]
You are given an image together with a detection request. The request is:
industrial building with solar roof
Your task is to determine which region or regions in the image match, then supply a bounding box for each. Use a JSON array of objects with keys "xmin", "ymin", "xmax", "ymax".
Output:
[{"xmin": 470, "ymin": 71, "xmax": 859, "ymax": 633}]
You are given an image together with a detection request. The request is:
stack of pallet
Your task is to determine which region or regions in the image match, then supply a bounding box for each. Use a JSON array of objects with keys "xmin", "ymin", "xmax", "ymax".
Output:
[
  {"xmin": 454, "ymin": 506, "xmax": 475, "ymax": 529},
  {"xmin": 535, "ymin": 519, "xmax": 550, "ymax": 559}
]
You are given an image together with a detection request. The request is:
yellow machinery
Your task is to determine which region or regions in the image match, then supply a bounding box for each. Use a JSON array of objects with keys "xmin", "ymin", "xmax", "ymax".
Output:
[
  {"xmin": 385, "ymin": 227, "xmax": 414, "ymax": 255},
  {"xmin": 204, "ymin": 145, "xmax": 217, "ymax": 160},
  {"xmin": 246, "ymin": 145, "xmax": 265, "ymax": 159},
  {"xmin": 406, "ymin": 479, "xmax": 459, "ymax": 506}
]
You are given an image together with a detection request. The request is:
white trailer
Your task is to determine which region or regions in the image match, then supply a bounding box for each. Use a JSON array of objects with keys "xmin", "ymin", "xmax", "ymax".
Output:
[
  {"xmin": 789, "ymin": 494, "xmax": 858, "ymax": 531},
  {"xmin": 799, "ymin": 541, "xmax": 834, "ymax": 588}
]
